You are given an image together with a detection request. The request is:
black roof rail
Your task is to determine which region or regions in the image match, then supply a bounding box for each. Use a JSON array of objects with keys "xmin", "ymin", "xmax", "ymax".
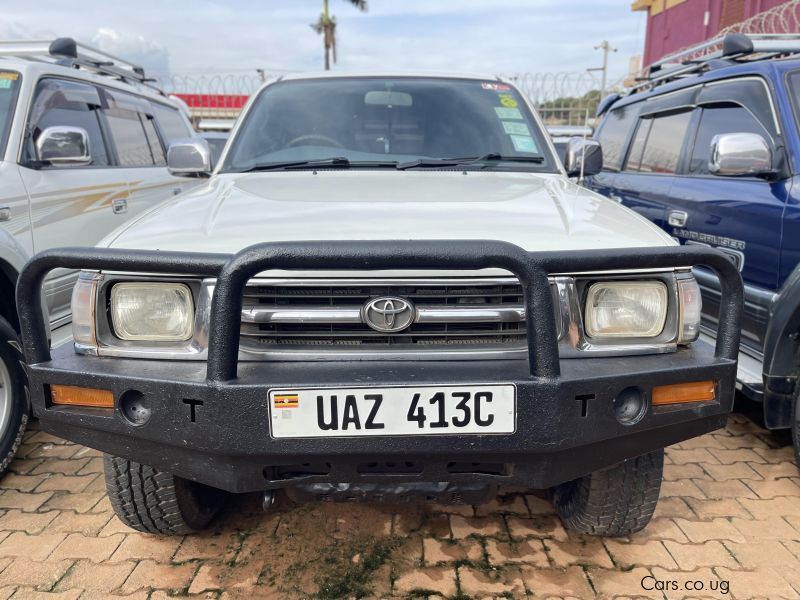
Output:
[
  {"xmin": 628, "ymin": 33, "xmax": 800, "ymax": 95},
  {"xmin": 0, "ymin": 37, "xmax": 165, "ymax": 95}
]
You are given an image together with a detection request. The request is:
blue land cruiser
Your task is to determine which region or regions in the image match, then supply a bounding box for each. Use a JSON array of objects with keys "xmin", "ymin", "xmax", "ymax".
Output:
[{"xmin": 588, "ymin": 33, "xmax": 800, "ymax": 458}]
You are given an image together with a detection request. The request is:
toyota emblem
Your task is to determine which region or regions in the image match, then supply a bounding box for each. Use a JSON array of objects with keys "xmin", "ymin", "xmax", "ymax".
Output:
[{"xmin": 362, "ymin": 296, "xmax": 415, "ymax": 332}]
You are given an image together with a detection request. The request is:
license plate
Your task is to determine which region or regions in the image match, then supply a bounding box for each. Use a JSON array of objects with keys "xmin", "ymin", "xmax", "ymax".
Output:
[{"xmin": 269, "ymin": 384, "xmax": 516, "ymax": 438}]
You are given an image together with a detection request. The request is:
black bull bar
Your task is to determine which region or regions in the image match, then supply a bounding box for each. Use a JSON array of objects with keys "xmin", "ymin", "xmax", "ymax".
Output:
[{"xmin": 16, "ymin": 240, "xmax": 743, "ymax": 379}]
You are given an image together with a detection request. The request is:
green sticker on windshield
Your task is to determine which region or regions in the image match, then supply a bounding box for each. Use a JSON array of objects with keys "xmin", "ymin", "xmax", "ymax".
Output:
[
  {"xmin": 494, "ymin": 106, "xmax": 522, "ymax": 120},
  {"xmin": 510, "ymin": 135, "xmax": 539, "ymax": 153},
  {"xmin": 0, "ymin": 80, "xmax": 12, "ymax": 89},
  {"xmin": 502, "ymin": 121, "xmax": 530, "ymax": 136}
]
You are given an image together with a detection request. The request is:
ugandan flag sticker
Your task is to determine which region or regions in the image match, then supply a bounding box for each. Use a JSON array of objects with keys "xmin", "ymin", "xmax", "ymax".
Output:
[{"xmin": 273, "ymin": 393, "xmax": 299, "ymax": 409}]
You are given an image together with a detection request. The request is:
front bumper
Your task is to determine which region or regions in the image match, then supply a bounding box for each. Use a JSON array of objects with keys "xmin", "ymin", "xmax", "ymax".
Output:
[
  {"xmin": 29, "ymin": 343, "xmax": 733, "ymax": 493},
  {"xmin": 17, "ymin": 240, "xmax": 743, "ymax": 493}
]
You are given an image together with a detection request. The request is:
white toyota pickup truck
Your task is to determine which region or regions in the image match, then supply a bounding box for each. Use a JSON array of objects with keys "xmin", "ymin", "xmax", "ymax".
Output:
[{"xmin": 16, "ymin": 73, "xmax": 743, "ymax": 538}]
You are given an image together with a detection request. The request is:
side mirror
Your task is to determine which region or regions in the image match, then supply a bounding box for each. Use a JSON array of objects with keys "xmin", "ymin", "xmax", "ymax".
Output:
[
  {"xmin": 167, "ymin": 137, "xmax": 211, "ymax": 177},
  {"xmin": 709, "ymin": 132, "xmax": 773, "ymax": 177},
  {"xmin": 36, "ymin": 126, "xmax": 91, "ymax": 166},
  {"xmin": 564, "ymin": 137, "xmax": 603, "ymax": 177}
]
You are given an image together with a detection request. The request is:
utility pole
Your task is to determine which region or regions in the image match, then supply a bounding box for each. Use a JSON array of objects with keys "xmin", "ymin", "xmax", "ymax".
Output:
[{"xmin": 588, "ymin": 40, "xmax": 618, "ymax": 98}]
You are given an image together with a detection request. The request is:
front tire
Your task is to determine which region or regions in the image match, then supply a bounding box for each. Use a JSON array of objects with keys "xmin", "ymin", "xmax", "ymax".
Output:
[
  {"xmin": 0, "ymin": 316, "xmax": 29, "ymax": 479},
  {"xmin": 791, "ymin": 385, "xmax": 800, "ymax": 468},
  {"xmin": 551, "ymin": 449, "xmax": 664, "ymax": 537},
  {"xmin": 103, "ymin": 455, "xmax": 228, "ymax": 535}
]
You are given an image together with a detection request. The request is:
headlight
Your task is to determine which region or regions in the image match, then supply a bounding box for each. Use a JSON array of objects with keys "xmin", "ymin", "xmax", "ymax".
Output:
[
  {"xmin": 110, "ymin": 282, "xmax": 194, "ymax": 341},
  {"xmin": 677, "ymin": 276, "xmax": 702, "ymax": 344},
  {"xmin": 585, "ymin": 281, "xmax": 668, "ymax": 338}
]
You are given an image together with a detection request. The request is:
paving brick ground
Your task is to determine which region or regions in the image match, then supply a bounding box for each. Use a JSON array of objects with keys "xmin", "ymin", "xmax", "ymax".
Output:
[{"xmin": 1, "ymin": 407, "xmax": 799, "ymax": 599}]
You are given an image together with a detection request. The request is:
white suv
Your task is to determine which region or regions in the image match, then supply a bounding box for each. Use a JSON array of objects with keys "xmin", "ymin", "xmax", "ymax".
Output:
[
  {"xmin": 0, "ymin": 38, "xmax": 200, "ymax": 476},
  {"xmin": 16, "ymin": 73, "xmax": 743, "ymax": 537}
]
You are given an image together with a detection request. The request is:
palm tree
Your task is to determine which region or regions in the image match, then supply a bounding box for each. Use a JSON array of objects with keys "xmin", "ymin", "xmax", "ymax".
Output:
[{"xmin": 311, "ymin": 0, "xmax": 367, "ymax": 70}]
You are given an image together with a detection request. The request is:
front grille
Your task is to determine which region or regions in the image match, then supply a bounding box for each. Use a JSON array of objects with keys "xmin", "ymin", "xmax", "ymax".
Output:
[{"xmin": 238, "ymin": 279, "xmax": 546, "ymax": 352}]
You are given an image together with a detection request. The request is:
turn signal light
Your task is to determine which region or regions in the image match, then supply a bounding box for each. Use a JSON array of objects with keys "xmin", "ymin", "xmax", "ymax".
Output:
[
  {"xmin": 652, "ymin": 381, "xmax": 716, "ymax": 406},
  {"xmin": 51, "ymin": 385, "xmax": 114, "ymax": 408}
]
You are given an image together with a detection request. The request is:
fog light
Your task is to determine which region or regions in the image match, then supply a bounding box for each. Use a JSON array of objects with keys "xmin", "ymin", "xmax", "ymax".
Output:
[
  {"xmin": 51, "ymin": 385, "xmax": 114, "ymax": 408},
  {"xmin": 119, "ymin": 390, "xmax": 150, "ymax": 425},
  {"xmin": 652, "ymin": 381, "xmax": 716, "ymax": 406},
  {"xmin": 614, "ymin": 387, "xmax": 646, "ymax": 425}
]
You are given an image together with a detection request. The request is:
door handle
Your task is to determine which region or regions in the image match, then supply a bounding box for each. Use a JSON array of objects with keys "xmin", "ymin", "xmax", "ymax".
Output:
[
  {"xmin": 172, "ymin": 187, "xmax": 182, "ymax": 196},
  {"xmin": 0, "ymin": 206, "xmax": 11, "ymax": 222},
  {"xmin": 112, "ymin": 198, "xmax": 128, "ymax": 214},
  {"xmin": 668, "ymin": 210, "xmax": 688, "ymax": 227}
]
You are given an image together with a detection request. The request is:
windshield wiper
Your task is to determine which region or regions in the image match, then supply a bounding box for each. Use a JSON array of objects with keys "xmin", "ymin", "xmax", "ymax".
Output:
[
  {"xmin": 239, "ymin": 157, "xmax": 401, "ymax": 172},
  {"xmin": 459, "ymin": 153, "xmax": 545, "ymax": 165},
  {"xmin": 396, "ymin": 153, "xmax": 545, "ymax": 170},
  {"xmin": 239, "ymin": 157, "xmax": 352, "ymax": 172},
  {"xmin": 396, "ymin": 158, "xmax": 464, "ymax": 170}
]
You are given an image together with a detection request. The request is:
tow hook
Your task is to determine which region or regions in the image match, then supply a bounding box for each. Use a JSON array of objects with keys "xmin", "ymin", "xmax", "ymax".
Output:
[{"xmin": 262, "ymin": 490, "xmax": 276, "ymax": 512}]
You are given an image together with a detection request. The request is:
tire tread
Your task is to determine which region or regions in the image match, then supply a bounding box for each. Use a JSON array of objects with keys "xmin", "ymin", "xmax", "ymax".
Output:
[
  {"xmin": 552, "ymin": 449, "xmax": 664, "ymax": 537},
  {"xmin": 103, "ymin": 455, "xmax": 222, "ymax": 535},
  {"xmin": 0, "ymin": 321, "xmax": 29, "ymax": 479}
]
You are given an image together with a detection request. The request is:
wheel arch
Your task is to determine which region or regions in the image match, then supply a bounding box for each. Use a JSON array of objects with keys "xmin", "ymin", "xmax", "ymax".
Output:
[
  {"xmin": 762, "ymin": 263, "xmax": 800, "ymax": 428},
  {"xmin": 0, "ymin": 260, "xmax": 19, "ymax": 332}
]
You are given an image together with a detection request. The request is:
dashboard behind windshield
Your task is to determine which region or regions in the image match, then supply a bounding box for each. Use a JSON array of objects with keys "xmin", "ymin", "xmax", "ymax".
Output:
[{"xmin": 222, "ymin": 77, "xmax": 556, "ymax": 173}]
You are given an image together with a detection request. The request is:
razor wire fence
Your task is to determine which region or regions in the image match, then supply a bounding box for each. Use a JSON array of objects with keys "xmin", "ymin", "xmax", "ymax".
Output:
[
  {"xmin": 654, "ymin": 0, "xmax": 800, "ymax": 65},
  {"xmin": 155, "ymin": 2, "xmax": 800, "ymax": 124},
  {"xmin": 157, "ymin": 70, "xmax": 613, "ymax": 127},
  {"xmin": 721, "ymin": 0, "xmax": 800, "ymax": 36},
  {"xmin": 503, "ymin": 71, "xmax": 609, "ymax": 126}
]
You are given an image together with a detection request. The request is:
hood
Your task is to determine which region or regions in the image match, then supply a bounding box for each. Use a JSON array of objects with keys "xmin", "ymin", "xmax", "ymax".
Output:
[{"xmin": 102, "ymin": 171, "xmax": 674, "ymax": 275}]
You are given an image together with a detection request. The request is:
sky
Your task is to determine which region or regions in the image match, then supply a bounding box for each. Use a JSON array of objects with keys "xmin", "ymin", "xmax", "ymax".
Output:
[{"xmin": 0, "ymin": 1, "xmax": 645, "ymax": 85}]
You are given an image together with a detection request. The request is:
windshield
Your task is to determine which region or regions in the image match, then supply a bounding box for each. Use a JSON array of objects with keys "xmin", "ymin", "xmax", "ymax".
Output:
[
  {"xmin": 221, "ymin": 77, "xmax": 556, "ymax": 173},
  {"xmin": 0, "ymin": 71, "xmax": 20, "ymax": 158}
]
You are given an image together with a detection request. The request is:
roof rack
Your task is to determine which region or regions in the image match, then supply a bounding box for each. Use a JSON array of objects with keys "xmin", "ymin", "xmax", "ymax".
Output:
[
  {"xmin": 0, "ymin": 37, "xmax": 165, "ymax": 94},
  {"xmin": 628, "ymin": 33, "xmax": 800, "ymax": 95}
]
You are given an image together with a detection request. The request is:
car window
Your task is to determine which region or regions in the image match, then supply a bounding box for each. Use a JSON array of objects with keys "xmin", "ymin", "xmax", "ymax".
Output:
[
  {"xmin": 222, "ymin": 77, "xmax": 557, "ymax": 173},
  {"xmin": 0, "ymin": 71, "xmax": 20, "ymax": 159},
  {"xmin": 203, "ymin": 136, "xmax": 228, "ymax": 168},
  {"xmin": 151, "ymin": 102, "xmax": 192, "ymax": 144},
  {"xmin": 27, "ymin": 78, "xmax": 109, "ymax": 167},
  {"xmin": 787, "ymin": 71, "xmax": 800, "ymax": 134},
  {"xmin": 141, "ymin": 116, "xmax": 166, "ymax": 166},
  {"xmin": 626, "ymin": 111, "xmax": 692, "ymax": 174},
  {"xmin": 688, "ymin": 105, "xmax": 769, "ymax": 175},
  {"xmin": 623, "ymin": 118, "xmax": 652, "ymax": 172},
  {"xmin": 552, "ymin": 140, "xmax": 568, "ymax": 164},
  {"xmin": 699, "ymin": 78, "xmax": 778, "ymax": 138},
  {"xmin": 595, "ymin": 105, "xmax": 636, "ymax": 172},
  {"xmin": 103, "ymin": 89, "xmax": 156, "ymax": 167}
]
